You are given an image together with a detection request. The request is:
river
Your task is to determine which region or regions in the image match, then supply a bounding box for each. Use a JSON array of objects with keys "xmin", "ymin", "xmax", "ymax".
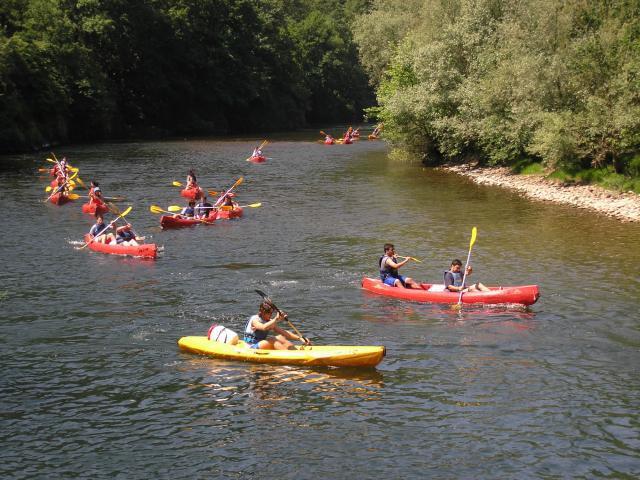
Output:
[{"xmin": 1, "ymin": 131, "xmax": 639, "ymax": 478}]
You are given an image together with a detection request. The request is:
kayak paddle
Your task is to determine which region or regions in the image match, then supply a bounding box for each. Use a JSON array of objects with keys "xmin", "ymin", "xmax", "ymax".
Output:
[
  {"xmin": 397, "ymin": 255, "xmax": 422, "ymax": 263},
  {"xmin": 254, "ymin": 290, "xmax": 310, "ymax": 346},
  {"xmin": 454, "ymin": 227, "xmax": 478, "ymax": 309}
]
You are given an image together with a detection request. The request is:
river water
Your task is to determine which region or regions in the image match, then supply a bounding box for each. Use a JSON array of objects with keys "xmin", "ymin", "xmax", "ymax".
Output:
[{"xmin": 1, "ymin": 132, "xmax": 639, "ymax": 478}]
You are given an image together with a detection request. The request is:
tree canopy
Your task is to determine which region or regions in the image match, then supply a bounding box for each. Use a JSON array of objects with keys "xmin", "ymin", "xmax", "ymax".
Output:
[
  {"xmin": 0, "ymin": 0, "xmax": 374, "ymax": 152},
  {"xmin": 353, "ymin": 0, "xmax": 640, "ymax": 179}
]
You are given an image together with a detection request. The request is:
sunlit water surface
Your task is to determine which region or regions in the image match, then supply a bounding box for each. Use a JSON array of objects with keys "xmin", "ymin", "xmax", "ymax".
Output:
[{"xmin": 1, "ymin": 131, "xmax": 639, "ymax": 478}]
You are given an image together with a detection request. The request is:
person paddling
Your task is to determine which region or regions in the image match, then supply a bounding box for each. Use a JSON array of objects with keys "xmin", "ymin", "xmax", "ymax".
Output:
[
  {"xmin": 251, "ymin": 145, "xmax": 263, "ymax": 158},
  {"xmin": 115, "ymin": 224, "xmax": 139, "ymax": 246},
  {"xmin": 89, "ymin": 182, "xmax": 106, "ymax": 208},
  {"xmin": 379, "ymin": 243, "xmax": 421, "ymax": 289},
  {"xmin": 195, "ymin": 196, "xmax": 213, "ymax": 219},
  {"xmin": 444, "ymin": 259, "xmax": 489, "ymax": 293},
  {"xmin": 221, "ymin": 192, "xmax": 237, "ymax": 209},
  {"xmin": 176, "ymin": 200, "xmax": 195, "ymax": 218},
  {"xmin": 243, "ymin": 301, "xmax": 310, "ymax": 350},
  {"xmin": 88, "ymin": 213, "xmax": 116, "ymax": 244}
]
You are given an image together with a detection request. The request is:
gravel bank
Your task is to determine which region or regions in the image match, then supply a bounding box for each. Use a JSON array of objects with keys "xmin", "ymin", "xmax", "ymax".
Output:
[{"xmin": 439, "ymin": 164, "xmax": 640, "ymax": 223}]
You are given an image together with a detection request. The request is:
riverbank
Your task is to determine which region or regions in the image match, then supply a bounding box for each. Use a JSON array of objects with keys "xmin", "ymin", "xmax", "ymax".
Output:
[{"xmin": 439, "ymin": 164, "xmax": 640, "ymax": 223}]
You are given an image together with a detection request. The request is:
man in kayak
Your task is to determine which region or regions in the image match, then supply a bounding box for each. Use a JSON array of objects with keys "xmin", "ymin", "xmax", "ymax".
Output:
[
  {"xmin": 243, "ymin": 302, "xmax": 310, "ymax": 350},
  {"xmin": 89, "ymin": 213, "xmax": 116, "ymax": 244},
  {"xmin": 444, "ymin": 259, "xmax": 490, "ymax": 293},
  {"xmin": 380, "ymin": 243, "xmax": 421, "ymax": 289},
  {"xmin": 195, "ymin": 196, "xmax": 213, "ymax": 219}
]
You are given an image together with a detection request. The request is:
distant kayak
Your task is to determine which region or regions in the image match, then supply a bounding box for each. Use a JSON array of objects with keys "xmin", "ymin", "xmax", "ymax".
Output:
[
  {"xmin": 49, "ymin": 192, "xmax": 72, "ymax": 205},
  {"xmin": 81, "ymin": 202, "xmax": 109, "ymax": 215},
  {"xmin": 361, "ymin": 277, "xmax": 540, "ymax": 305},
  {"xmin": 217, "ymin": 206, "xmax": 243, "ymax": 220},
  {"xmin": 178, "ymin": 336, "xmax": 385, "ymax": 368},
  {"xmin": 83, "ymin": 234, "xmax": 157, "ymax": 259},
  {"xmin": 160, "ymin": 211, "xmax": 217, "ymax": 229},
  {"xmin": 248, "ymin": 155, "xmax": 267, "ymax": 163}
]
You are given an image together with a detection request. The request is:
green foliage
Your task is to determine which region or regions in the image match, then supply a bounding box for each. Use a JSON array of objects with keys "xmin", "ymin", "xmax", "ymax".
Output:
[
  {"xmin": 0, "ymin": 0, "xmax": 375, "ymax": 152},
  {"xmin": 353, "ymin": 0, "xmax": 640, "ymax": 185}
]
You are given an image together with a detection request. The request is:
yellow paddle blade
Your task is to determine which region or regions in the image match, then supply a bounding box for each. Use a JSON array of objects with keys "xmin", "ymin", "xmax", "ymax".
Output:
[
  {"xmin": 45, "ymin": 186, "xmax": 52, "ymax": 192},
  {"xmin": 46, "ymin": 158, "xmax": 56, "ymax": 163},
  {"xmin": 469, "ymin": 226, "xmax": 478, "ymax": 249},
  {"xmin": 247, "ymin": 202, "xmax": 262, "ymax": 208},
  {"xmin": 68, "ymin": 180, "xmax": 76, "ymax": 187},
  {"xmin": 220, "ymin": 206, "xmax": 233, "ymax": 211},
  {"xmin": 70, "ymin": 167, "xmax": 79, "ymax": 172},
  {"xmin": 119, "ymin": 206, "xmax": 132, "ymax": 217},
  {"xmin": 167, "ymin": 205, "xmax": 182, "ymax": 212},
  {"xmin": 208, "ymin": 190, "xmax": 218, "ymax": 196},
  {"xmin": 172, "ymin": 181, "xmax": 183, "ymax": 187},
  {"xmin": 38, "ymin": 168, "xmax": 50, "ymax": 173},
  {"xmin": 67, "ymin": 193, "xmax": 80, "ymax": 200},
  {"xmin": 150, "ymin": 205, "xmax": 165, "ymax": 214},
  {"xmin": 75, "ymin": 177, "xmax": 86, "ymax": 189}
]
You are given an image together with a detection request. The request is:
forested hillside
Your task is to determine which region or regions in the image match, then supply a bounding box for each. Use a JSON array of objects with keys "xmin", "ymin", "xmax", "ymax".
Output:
[
  {"xmin": 0, "ymin": 0, "xmax": 373, "ymax": 152},
  {"xmin": 353, "ymin": 0, "xmax": 640, "ymax": 188}
]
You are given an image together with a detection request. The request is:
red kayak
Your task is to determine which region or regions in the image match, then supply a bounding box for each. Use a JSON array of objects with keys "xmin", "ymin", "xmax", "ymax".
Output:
[
  {"xmin": 249, "ymin": 155, "xmax": 267, "ymax": 163},
  {"xmin": 180, "ymin": 187, "xmax": 204, "ymax": 200},
  {"xmin": 324, "ymin": 139, "xmax": 335, "ymax": 145},
  {"xmin": 82, "ymin": 202, "xmax": 109, "ymax": 215},
  {"xmin": 361, "ymin": 277, "xmax": 540, "ymax": 306},
  {"xmin": 217, "ymin": 206, "xmax": 243, "ymax": 220},
  {"xmin": 160, "ymin": 211, "xmax": 217, "ymax": 229},
  {"xmin": 49, "ymin": 192, "xmax": 72, "ymax": 205},
  {"xmin": 83, "ymin": 234, "xmax": 157, "ymax": 259}
]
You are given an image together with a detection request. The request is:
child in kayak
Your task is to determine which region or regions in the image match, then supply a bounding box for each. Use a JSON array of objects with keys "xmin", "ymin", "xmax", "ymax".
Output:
[
  {"xmin": 444, "ymin": 259, "xmax": 489, "ymax": 293},
  {"xmin": 379, "ymin": 243, "xmax": 421, "ymax": 289},
  {"xmin": 177, "ymin": 200, "xmax": 195, "ymax": 218},
  {"xmin": 89, "ymin": 213, "xmax": 116, "ymax": 244},
  {"xmin": 221, "ymin": 192, "xmax": 237, "ymax": 209},
  {"xmin": 89, "ymin": 182, "xmax": 106, "ymax": 209},
  {"xmin": 243, "ymin": 302, "xmax": 309, "ymax": 350},
  {"xmin": 186, "ymin": 170, "xmax": 197, "ymax": 189},
  {"xmin": 115, "ymin": 224, "xmax": 139, "ymax": 246}
]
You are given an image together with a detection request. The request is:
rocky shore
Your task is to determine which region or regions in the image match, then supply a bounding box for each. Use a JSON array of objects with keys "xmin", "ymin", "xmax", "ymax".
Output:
[{"xmin": 439, "ymin": 164, "xmax": 640, "ymax": 223}]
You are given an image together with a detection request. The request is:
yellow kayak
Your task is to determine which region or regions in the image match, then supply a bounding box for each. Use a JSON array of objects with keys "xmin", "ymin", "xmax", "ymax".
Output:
[{"xmin": 178, "ymin": 336, "xmax": 385, "ymax": 368}]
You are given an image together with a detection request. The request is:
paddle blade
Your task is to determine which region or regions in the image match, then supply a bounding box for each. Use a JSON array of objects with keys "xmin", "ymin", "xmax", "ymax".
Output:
[
  {"xmin": 38, "ymin": 168, "xmax": 50, "ymax": 172},
  {"xmin": 46, "ymin": 158, "xmax": 56, "ymax": 163},
  {"xmin": 150, "ymin": 205, "xmax": 165, "ymax": 214},
  {"xmin": 172, "ymin": 181, "xmax": 183, "ymax": 187},
  {"xmin": 67, "ymin": 193, "xmax": 80, "ymax": 200},
  {"xmin": 45, "ymin": 186, "xmax": 52, "ymax": 192},
  {"xmin": 167, "ymin": 205, "xmax": 182, "ymax": 212},
  {"xmin": 469, "ymin": 227, "xmax": 477, "ymax": 249},
  {"xmin": 207, "ymin": 190, "xmax": 218, "ymax": 196},
  {"xmin": 120, "ymin": 206, "xmax": 132, "ymax": 217},
  {"xmin": 247, "ymin": 202, "xmax": 262, "ymax": 208}
]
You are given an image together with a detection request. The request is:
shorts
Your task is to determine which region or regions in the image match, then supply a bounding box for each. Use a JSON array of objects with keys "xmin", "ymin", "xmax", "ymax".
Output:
[
  {"xmin": 244, "ymin": 337, "xmax": 261, "ymax": 349},
  {"xmin": 383, "ymin": 275, "xmax": 406, "ymax": 287}
]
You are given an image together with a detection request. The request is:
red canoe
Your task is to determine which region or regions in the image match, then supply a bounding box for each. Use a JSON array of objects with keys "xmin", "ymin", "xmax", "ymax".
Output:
[
  {"xmin": 361, "ymin": 277, "xmax": 540, "ymax": 306},
  {"xmin": 249, "ymin": 155, "xmax": 266, "ymax": 163},
  {"xmin": 83, "ymin": 234, "xmax": 157, "ymax": 259},
  {"xmin": 217, "ymin": 206, "xmax": 243, "ymax": 220},
  {"xmin": 160, "ymin": 211, "xmax": 217, "ymax": 229},
  {"xmin": 180, "ymin": 187, "xmax": 204, "ymax": 200},
  {"xmin": 49, "ymin": 192, "xmax": 72, "ymax": 205},
  {"xmin": 81, "ymin": 202, "xmax": 109, "ymax": 215}
]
